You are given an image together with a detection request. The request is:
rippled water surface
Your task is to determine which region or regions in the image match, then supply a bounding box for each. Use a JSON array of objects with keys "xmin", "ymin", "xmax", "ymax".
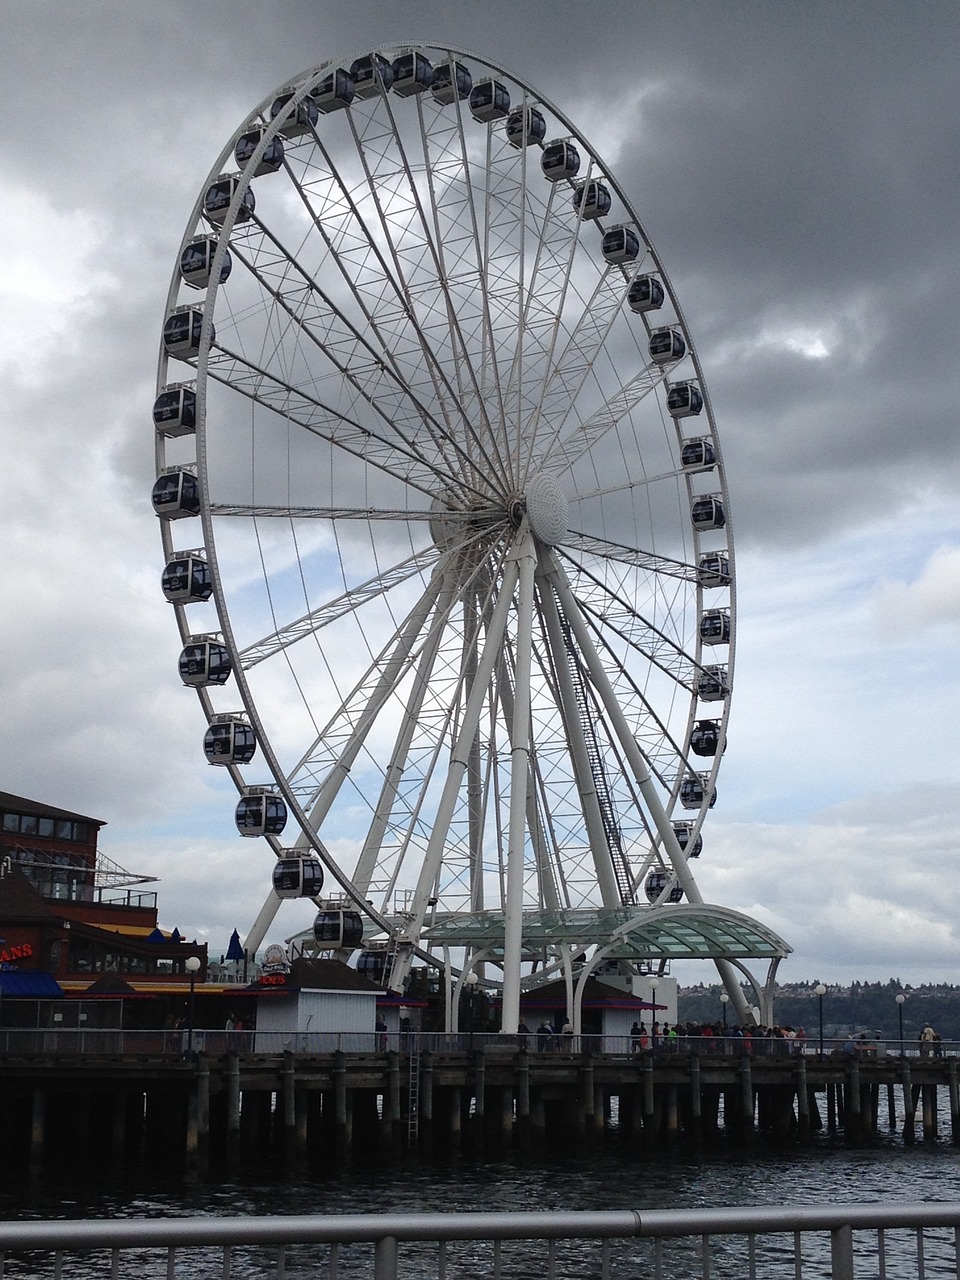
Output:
[{"xmin": 5, "ymin": 1120, "xmax": 960, "ymax": 1276}]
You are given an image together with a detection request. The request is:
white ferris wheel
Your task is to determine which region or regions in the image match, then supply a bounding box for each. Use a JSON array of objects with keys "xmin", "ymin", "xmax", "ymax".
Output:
[{"xmin": 154, "ymin": 44, "xmax": 780, "ymax": 1031}]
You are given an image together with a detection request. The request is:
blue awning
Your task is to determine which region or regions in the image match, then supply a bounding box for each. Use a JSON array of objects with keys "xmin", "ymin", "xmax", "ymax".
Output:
[{"xmin": 0, "ymin": 971, "xmax": 65, "ymax": 997}]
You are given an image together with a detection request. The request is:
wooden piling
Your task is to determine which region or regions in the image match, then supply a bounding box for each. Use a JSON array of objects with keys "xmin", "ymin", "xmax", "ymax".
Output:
[{"xmin": 900, "ymin": 1059, "xmax": 915, "ymax": 1145}]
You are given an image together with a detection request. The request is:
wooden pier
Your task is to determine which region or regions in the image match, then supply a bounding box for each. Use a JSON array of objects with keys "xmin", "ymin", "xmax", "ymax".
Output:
[{"xmin": 1, "ymin": 1048, "xmax": 957, "ymax": 1176}]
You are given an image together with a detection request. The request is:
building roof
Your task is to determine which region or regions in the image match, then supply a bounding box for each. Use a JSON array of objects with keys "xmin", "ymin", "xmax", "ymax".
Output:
[
  {"xmin": 0, "ymin": 791, "xmax": 105, "ymax": 828},
  {"xmin": 289, "ymin": 957, "xmax": 384, "ymax": 992},
  {"xmin": 518, "ymin": 977, "xmax": 664, "ymax": 1011}
]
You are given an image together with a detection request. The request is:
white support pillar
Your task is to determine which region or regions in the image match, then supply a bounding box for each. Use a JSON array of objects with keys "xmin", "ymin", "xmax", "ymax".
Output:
[{"xmin": 501, "ymin": 525, "xmax": 537, "ymax": 1034}]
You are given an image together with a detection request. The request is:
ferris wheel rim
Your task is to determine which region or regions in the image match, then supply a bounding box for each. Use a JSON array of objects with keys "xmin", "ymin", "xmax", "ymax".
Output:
[{"xmin": 154, "ymin": 40, "xmax": 735, "ymax": 975}]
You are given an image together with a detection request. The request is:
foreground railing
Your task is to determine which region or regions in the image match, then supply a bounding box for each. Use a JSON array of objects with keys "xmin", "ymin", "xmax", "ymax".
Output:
[
  {"xmin": 0, "ymin": 1027, "xmax": 951, "ymax": 1058},
  {"xmin": 2, "ymin": 1204, "xmax": 960, "ymax": 1279}
]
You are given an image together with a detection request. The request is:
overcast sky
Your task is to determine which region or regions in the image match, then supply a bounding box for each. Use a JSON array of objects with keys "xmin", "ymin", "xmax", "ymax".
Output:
[{"xmin": 1, "ymin": 1, "xmax": 958, "ymax": 989}]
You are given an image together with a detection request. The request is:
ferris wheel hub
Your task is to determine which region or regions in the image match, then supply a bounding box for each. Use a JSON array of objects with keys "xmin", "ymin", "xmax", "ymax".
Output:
[{"xmin": 524, "ymin": 472, "xmax": 568, "ymax": 547}]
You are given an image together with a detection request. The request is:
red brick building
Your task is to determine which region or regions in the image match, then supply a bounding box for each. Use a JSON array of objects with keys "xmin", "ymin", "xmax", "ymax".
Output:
[{"xmin": 0, "ymin": 791, "xmax": 206, "ymax": 996}]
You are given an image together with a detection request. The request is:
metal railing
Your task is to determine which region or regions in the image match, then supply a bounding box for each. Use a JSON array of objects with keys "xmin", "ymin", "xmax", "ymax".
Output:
[
  {"xmin": 0, "ymin": 1026, "xmax": 954, "ymax": 1058},
  {"xmin": 2, "ymin": 1204, "xmax": 960, "ymax": 1279}
]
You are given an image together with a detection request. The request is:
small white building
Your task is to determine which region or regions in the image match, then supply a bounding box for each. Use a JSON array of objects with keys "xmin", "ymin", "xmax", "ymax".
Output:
[{"xmin": 251, "ymin": 958, "xmax": 380, "ymax": 1052}]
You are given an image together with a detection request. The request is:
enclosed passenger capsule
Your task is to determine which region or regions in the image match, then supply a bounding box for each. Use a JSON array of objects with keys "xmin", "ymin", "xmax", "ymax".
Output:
[
  {"xmin": 349, "ymin": 53, "xmax": 395, "ymax": 98},
  {"xmin": 691, "ymin": 719, "xmax": 724, "ymax": 757},
  {"xmin": 699, "ymin": 609, "xmax": 730, "ymax": 645},
  {"xmin": 649, "ymin": 327, "xmax": 686, "ymax": 365},
  {"xmin": 667, "ymin": 381, "xmax": 703, "ymax": 418},
  {"xmin": 681, "ymin": 438, "xmax": 716, "ymax": 470},
  {"xmin": 357, "ymin": 948, "xmax": 390, "ymax": 984},
  {"xmin": 161, "ymin": 554, "xmax": 212, "ymax": 604},
  {"xmin": 392, "ymin": 51, "xmax": 434, "ymax": 96},
  {"xmin": 602, "ymin": 225, "xmax": 640, "ymax": 264},
  {"xmin": 673, "ymin": 821, "xmax": 703, "ymax": 858},
  {"xmin": 572, "ymin": 179, "xmax": 611, "ymax": 220},
  {"xmin": 272, "ymin": 856, "xmax": 324, "ymax": 899},
  {"xmin": 697, "ymin": 553, "xmax": 731, "ymax": 588},
  {"xmin": 152, "ymin": 468, "xmax": 200, "ymax": 519},
  {"xmin": 311, "ymin": 68, "xmax": 355, "ymax": 113},
  {"xmin": 179, "ymin": 237, "xmax": 231, "ymax": 290},
  {"xmin": 431, "ymin": 60, "xmax": 472, "ymax": 104},
  {"xmin": 203, "ymin": 176, "xmax": 255, "ymax": 227},
  {"xmin": 541, "ymin": 140, "xmax": 580, "ymax": 182},
  {"xmin": 235, "ymin": 789, "xmax": 287, "ymax": 837},
  {"xmin": 234, "ymin": 128, "xmax": 285, "ymax": 176},
  {"xmin": 505, "ymin": 105, "xmax": 546, "ymax": 147},
  {"xmin": 680, "ymin": 775, "xmax": 717, "ymax": 810},
  {"xmin": 270, "ymin": 91, "xmax": 319, "ymax": 136},
  {"xmin": 179, "ymin": 637, "xmax": 232, "ymax": 687},
  {"xmin": 203, "ymin": 716, "xmax": 256, "ymax": 766},
  {"xmin": 627, "ymin": 274, "xmax": 664, "ymax": 313},
  {"xmin": 645, "ymin": 870, "xmax": 683, "ymax": 904},
  {"xmin": 691, "ymin": 495, "xmax": 726, "ymax": 530},
  {"xmin": 697, "ymin": 665, "xmax": 730, "ymax": 702},
  {"xmin": 153, "ymin": 385, "xmax": 196, "ymax": 436},
  {"xmin": 163, "ymin": 307, "xmax": 212, "ymax": 359},
  {"xmin": 469, "ymin": 78, "xmax": 510, "ymax": 121},
  {"xmin": 313, "ymin": 909, "xmax": 364, "ymax": 949}
]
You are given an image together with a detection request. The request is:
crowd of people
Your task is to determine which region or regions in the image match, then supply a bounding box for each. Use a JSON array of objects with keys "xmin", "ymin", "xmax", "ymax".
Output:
[{"xmin": 628, "ymin": 1021, "xmax": 808, "ymax": 1055}]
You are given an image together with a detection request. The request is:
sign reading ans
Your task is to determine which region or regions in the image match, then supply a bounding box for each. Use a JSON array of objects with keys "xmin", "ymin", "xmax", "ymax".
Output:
[{"xmin": 0, "ymin": 941, "xmax": 33, "ymax": 969}]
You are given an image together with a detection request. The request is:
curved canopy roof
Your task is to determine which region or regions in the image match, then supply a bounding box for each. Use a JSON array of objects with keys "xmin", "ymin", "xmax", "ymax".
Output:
[{"xmin": 417, "ymin": 903, "xmax": 791, "ymax": 962}]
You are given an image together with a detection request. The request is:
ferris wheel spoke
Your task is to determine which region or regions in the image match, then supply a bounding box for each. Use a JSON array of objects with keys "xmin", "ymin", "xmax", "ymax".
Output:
[
  {"xmin": 541, "ymin": 359, "xmax": 666, "ymax": 479},
  {"xmin": 562, "ymin": 531, "xmax": 698, "ymax": 583},
  {"xmin": 505, "ymin": 174, "xmax": 577, "ymax": 470},
  {"xmin": 283, "ymin": 563, "xmax": 455, "ymax": 806},
  {"xmin": 236, "ymin": 539, "xmax": 444, "ymax": 670},
  {"xmin": 560, "ymin": 550, "xmax": 699, "ymax": 685},
  {"xmin": 288, "ymin": 536, "xmax": 508, "ymax": 815},
  {"xmin": 223, "ymin": 230, "xmax": 502, "ymax": 500},
  {"xmin": 209, "ymin": 503, "xmax": 500, "ymax": 523},
  {"xmin": 566, "ymin": 462, "xmax": 694, "ymax": 504},
  {"xmin": 271, "ymin": 151, "xmax": 510, "ymax": 496},
  {"xmin": 204, "ymin": 344, "xmax": 476, "ymax": 503},
  {"xmin": 227, "ymin": 247, "xmax": 472, "ymax": 495},
  {"xmin": 408, "ymin": 90, "xmax": 514, "ymax": 483},
  {"xmin": 569, "ymin": 595, "xmax": 691, "ymax": 792},
  {"xmin": 331, "ymin": 102, "xmax": 512, "ymax": 491}
]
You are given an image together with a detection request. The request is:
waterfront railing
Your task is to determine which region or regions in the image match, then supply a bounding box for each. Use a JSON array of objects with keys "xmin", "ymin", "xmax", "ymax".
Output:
[
  {"xmin": 0, "ymin": 1026, "xmax": 949, "ymax": 1057},
  {"xmin": 2, "ymin": 1203, "xmax": 960, "ymax": 1279}
]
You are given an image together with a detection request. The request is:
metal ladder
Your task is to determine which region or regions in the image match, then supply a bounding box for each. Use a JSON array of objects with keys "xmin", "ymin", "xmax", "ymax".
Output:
[{"xmin": 406, "ymin": 1041, "xmax": 421, "ymax": 1145}]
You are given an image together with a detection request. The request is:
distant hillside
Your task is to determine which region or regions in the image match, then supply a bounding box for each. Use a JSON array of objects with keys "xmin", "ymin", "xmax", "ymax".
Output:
[{"xmin": 677, "ymin": 979, "xmax": 959, "ymax": 1041}]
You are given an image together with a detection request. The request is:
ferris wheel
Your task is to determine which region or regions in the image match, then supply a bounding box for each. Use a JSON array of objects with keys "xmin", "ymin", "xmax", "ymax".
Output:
[{"xmin": 153, "ymin": 43, "xmax": 736, "ymax": 1031}]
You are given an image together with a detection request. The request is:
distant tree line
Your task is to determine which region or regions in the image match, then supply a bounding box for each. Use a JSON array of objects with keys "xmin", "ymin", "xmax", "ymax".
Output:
[{"xmin": 677, "ymin": 978, "xmax": 960, "ymax": 1041}]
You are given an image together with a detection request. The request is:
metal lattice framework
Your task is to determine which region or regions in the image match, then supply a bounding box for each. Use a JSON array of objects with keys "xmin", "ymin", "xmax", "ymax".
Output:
[{"xmin": 153, "ymin": 43, "xmax": 783, "ymax": 1030}]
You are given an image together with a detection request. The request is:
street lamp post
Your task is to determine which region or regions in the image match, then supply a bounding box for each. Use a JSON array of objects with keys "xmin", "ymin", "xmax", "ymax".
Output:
[
  {"xmin": 464, "ymin": 971, "xmax": 479, "ymax": 1051},
  {"xmin": 815, "ymin": 983, "xmax": 826, "ymax": 1056},
  {"xmin": 896, "ymin": 993, "xmax": 906, "ymax": 1055},
  {"xmin": 185, "ymin": 955, "xmax": 201, "ymax": 1057},
  {"xmin": 719, "ymin": 990, "xmax": 729, "ymax": 1028}
]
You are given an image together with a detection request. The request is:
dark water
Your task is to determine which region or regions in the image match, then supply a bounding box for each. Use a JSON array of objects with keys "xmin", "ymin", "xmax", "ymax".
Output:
[{"xmin": 5, "ymin": 1109, "xmax": 960, "ymax": 1277}]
